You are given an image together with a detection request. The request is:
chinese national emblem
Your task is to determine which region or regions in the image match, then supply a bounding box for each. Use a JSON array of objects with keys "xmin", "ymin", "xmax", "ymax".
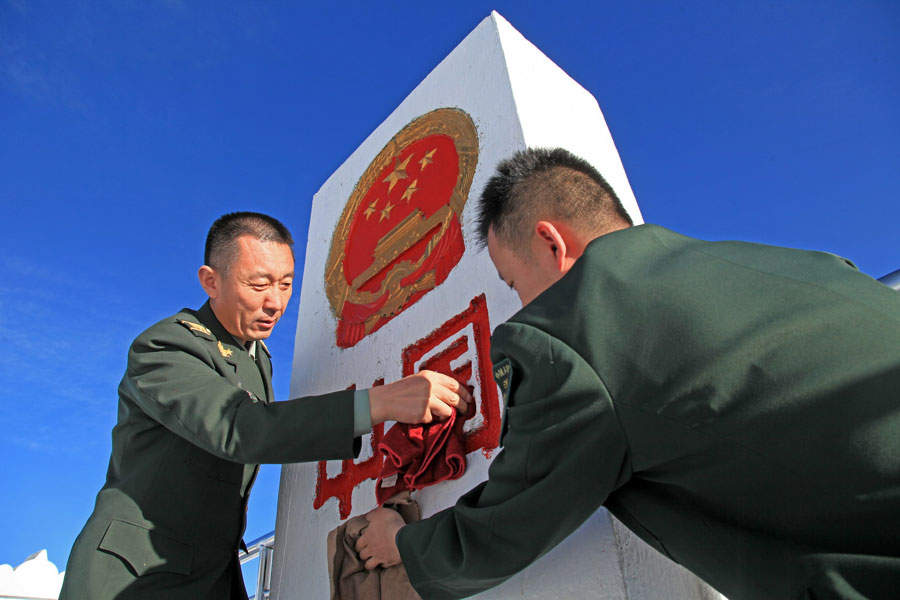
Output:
[{"xmin": 325, "ymin": 108, "xmax": 479, "ymax": 347}]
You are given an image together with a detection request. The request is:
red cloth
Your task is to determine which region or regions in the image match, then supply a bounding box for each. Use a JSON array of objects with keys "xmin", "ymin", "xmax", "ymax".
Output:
[{"xmin": 375, "ymin": 408, "xmax": 468, "ymax": 504}]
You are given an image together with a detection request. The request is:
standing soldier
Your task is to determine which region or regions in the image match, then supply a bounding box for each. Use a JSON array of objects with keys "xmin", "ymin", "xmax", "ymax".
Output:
[{"xmin": 61, "ymin": 212, "xmax": 470, "ymax": 599}]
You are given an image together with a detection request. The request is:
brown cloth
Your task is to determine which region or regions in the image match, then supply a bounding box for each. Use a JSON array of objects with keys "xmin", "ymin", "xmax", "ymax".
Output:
[{"xmin": 327, "ymin": 493, "xmax": 422, "ymax": 600}]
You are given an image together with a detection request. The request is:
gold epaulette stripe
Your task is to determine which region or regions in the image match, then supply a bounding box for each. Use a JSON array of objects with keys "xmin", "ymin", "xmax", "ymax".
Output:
[{"xmin": 176, "ymin": 319, "xmax": 214, "ymax": 340}]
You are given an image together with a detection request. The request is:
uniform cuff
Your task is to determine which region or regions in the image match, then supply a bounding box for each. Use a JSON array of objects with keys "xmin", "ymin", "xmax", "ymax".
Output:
[{"xmin": 353, "ymin": 389, "xmax": 373, "ymax": 437}]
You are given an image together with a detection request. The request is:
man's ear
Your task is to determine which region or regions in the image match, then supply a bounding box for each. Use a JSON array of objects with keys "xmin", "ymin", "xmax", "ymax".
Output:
[
  {"xmin": 198, "ymin": 265, "xmax": 219, "ymax": 299},
  {"xmin": 533, "ymin": 221, "xmax": 572, "ymax": 273}
]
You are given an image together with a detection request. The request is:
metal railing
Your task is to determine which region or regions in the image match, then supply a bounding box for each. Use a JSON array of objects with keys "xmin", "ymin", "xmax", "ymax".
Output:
[
  {"xmin": 241, "ymin": 531, "xmax": 276, "ymax": 600},
  {"xmin": 879, "ymin": 268, "xmax": 900, "ymax": 290}
]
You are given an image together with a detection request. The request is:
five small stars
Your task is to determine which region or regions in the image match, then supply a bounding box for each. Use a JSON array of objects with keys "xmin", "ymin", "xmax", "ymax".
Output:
[{"xmin": 365, "ymin": 147, "xmax": 439, "ymax": 222}]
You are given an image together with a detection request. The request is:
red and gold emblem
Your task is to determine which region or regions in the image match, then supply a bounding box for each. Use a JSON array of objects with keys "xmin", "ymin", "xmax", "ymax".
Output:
[{"xmin": 325, "ymin": 108, "xmax": 479, "ymax": 348}]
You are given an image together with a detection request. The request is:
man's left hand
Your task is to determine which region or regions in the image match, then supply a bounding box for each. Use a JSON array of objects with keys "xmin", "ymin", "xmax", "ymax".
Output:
[
  {"xmin": 368, "ymin": 370, "xmax": 472, "ymax": 426},
  {"xmin": 356, "ymin": 507, "xmax": 405, "ymax": 570}
]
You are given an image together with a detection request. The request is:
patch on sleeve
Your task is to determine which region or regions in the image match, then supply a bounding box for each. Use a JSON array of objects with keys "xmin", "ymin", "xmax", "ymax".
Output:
[
  {"xmin": 493, "ymin": 358, "xmax": 513, "ymax": 445},
  {"xmin": 176, "ymin": 319, "xmax": 214, "ymax": 340},
  {"xmin": 493, "ymin": 358, "xmax": 512, "ymax": 402}
]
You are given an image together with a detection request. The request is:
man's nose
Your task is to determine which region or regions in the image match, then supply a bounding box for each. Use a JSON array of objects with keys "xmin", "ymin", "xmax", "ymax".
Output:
[{"xmin": 263, "ymin": 285, "xmax": 284, "ymax": 312}]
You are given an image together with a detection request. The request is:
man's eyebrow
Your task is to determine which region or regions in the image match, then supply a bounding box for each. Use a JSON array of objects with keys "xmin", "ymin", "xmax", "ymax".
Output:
[{"xmin": 248, "ymin": 270, "xmax": 295, "ymax": 279}]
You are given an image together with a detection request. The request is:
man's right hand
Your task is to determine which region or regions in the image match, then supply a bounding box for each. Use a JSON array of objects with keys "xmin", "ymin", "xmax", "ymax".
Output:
[{"xmin": 368, "ymin": 370, "xmax": 472, "ymax": 426}]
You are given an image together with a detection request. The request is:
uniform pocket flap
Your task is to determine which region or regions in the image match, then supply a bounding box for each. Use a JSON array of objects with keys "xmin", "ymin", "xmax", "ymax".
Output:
[{"xmin": 98, "ymin": 519, "xmax": 193, "ymax": 576}]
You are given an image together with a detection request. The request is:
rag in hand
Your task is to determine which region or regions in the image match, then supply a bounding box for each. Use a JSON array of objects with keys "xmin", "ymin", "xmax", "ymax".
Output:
[{"xmin": 375, "ymin": 403, "xmax": 469, "ymax": 504}]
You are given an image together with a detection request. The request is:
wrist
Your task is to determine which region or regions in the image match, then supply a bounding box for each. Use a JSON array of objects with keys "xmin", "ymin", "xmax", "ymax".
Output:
[
  {"xmin": 368, "ymin": 385, "xmax": 388, "ymax": 425},
  {"xmin": 393, "ymin": 522, "xmax": 407, "ymax": 566}
]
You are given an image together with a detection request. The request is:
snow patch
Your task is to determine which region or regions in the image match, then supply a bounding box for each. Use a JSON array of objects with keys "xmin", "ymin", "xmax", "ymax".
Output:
[{"xmin": 0, "ymin": 550, "xmax": 65, "ymax": 600}]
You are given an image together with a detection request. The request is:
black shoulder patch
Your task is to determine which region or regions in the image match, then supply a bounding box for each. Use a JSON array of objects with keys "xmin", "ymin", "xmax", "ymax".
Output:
[
  {"xmin": 493, "ymin": 358, "xmax": 513, "ymax": 446},
  {"xmin": 176, "ymin": 319, "xmax": 214, "ymax": 341},
  {"xmin": 493, "ymin": 358, "xmax": 512, "ymax": 401}
]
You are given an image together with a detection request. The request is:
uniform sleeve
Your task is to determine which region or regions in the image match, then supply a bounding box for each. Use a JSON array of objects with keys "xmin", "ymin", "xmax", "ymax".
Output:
[
  {"xmin": 120, "ymin": 321, "xmax": 358, "ymax": 464},
  {"xmin": 397, "ymin": 322, "xmax": 631, "ymax": 599}
]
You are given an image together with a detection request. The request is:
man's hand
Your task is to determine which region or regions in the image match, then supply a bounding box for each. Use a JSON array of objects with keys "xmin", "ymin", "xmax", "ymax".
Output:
[
  {"xmin": 369, "ymin": 370, "xmax": 472, "ymax": 425},
  {"xmin": 356, "ymin": 507, "xmax": 405, "ymax": 570}
]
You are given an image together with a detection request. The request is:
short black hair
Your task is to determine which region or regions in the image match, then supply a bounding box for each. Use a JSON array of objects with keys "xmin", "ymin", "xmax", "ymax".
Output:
[
  {"xmin": 476, "ymin": 147, "xmax": 633, "ymax": 250},
  {"xmin": 204, "ymin": 212, "xmax": 294, "ymax": 273}
]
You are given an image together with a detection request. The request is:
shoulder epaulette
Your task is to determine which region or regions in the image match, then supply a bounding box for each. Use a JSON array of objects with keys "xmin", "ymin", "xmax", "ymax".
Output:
[
  {"xmin": 176, "ymin": 319, "xmax": 215, "ymax": 341},
  {"xmin": 258, "ymin": 340, "xmax": 271, "ymax": 357}
]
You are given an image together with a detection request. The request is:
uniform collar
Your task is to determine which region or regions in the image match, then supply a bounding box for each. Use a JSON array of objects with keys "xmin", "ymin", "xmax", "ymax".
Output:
[{"xmin": 195, "ymin": 301, "xmax": 252, "ymax": 362}]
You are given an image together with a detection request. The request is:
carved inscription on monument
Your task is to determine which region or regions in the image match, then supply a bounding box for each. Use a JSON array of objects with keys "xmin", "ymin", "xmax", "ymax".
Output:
[
  {"xmin": 315, "ymin": 109, "xmax": 494, "ymax": 519},
  {"xmin": 313, "ymin": 295, "xmax": 500, "ymax": 519}
]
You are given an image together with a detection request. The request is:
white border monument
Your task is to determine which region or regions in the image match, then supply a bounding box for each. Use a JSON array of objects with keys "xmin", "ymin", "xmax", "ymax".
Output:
[{"xmin": 272, "ymin": 12, "xmax": 723, "ymax": 600}]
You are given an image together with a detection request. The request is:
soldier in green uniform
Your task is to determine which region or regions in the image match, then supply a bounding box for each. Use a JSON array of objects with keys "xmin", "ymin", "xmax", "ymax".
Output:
[
  {"xmin": 357, "ymin": 149, "xmax": 900, "ymax": 599},
  {"xmin": 60, "ymin": 212, "xmax": 470, "ymax": 600}
]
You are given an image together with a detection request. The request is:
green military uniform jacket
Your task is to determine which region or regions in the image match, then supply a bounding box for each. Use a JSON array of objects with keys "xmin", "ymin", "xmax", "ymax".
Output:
[
  {"xmin": 60, "ymin": 302, "xmax": 358, "ymax": 600},
  {"xmin": 397, "ymin": 225, "xmax": 900, "ymax": 600}
]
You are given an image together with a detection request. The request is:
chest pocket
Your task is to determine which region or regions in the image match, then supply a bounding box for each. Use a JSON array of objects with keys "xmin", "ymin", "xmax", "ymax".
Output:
[{"xmin": 98, "ymin": 519, "xmax": 193, "ymax": 577}]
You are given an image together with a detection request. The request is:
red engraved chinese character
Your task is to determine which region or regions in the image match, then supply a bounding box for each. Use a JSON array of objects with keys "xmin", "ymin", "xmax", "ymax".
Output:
[
  {"xmin": 313, "ymin": 380, "xmax": 385, "ymax": 520},
  {"xmin": 402, "ymin": 294, "xmax": 500, "ymax": 457},
  {"xmin": 312, "ymin": 295, "xmax": 501, "ymax": 519}
]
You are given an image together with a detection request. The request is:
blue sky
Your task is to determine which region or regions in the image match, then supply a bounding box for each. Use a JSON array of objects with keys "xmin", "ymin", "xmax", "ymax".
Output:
[{"xmin": 1, "ymin": 0, "xmax": 898, "ymax": 573}]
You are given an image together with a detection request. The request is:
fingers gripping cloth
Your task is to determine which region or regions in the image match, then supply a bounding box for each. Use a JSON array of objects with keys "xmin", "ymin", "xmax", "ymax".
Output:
[
  {"xmin": 327, "ymin": 494, "xmax": 422, "ymax": 600},
  {"xmin": 375, "ymin": 406, "xmax": 468, "ymax": 505}
]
